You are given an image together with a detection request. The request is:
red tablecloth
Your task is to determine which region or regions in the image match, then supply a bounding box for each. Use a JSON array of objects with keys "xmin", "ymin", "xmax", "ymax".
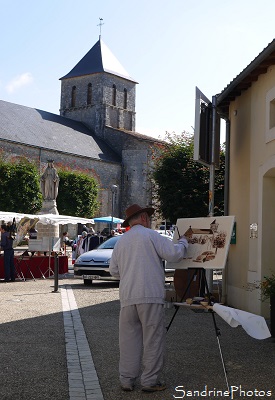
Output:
[{"xmin": 0, "ymin": 254, "xmax": 68, "ymax": 280}]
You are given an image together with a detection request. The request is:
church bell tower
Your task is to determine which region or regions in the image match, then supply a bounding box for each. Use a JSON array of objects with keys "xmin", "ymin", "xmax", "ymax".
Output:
[{"xmin": 59, "ymin": 38, "xmax": 138, "ymax": 138}]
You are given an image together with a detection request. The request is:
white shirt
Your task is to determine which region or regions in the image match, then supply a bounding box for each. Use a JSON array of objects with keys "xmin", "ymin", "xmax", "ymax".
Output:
[{"xmin": 109, "ymin": 224, "xmax": 188, "ymax": 308}]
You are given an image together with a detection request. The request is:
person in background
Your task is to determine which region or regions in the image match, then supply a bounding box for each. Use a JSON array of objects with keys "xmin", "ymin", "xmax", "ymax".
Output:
[
  {"xmin": 29, "ymin": 227, "xmax": 38, "ymax": 240},
  {"xmin": 82, "ymin": 225, "xmax": 89, "ymax": 233},
  {"xmin": 109, "ymin": 204, "xmax": 188, "ymax": 393},
  {"xmin": 29, "ymin": 227, "xmax": 38, "ymax": 256},
  {"xmin": 107, "ymin": 229, "xmax": 116, "ymax": 239},
  {"xmin": 82, "ymin": 228, "xmax": 98, "ymax": 252},
  {"xmin": 61, "ymin": 231, "xmax": 68, "ymax": 255},
  {"xmin": 76, "ymin": 231, "xmax": 87, "ymax": 258},
  {"xmin": 0, "ymin": 224, "xmax": 15, "ymax": 282}
]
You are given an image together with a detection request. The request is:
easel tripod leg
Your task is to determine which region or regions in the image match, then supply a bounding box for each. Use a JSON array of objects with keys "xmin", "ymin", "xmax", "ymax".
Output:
[
  {"xmin": 166, "ymin": 268, "xmax": 199, "ymax": 332},
  {"xmin": 202, "ymin": 268, "xmax": 230, "ymax": 392}
]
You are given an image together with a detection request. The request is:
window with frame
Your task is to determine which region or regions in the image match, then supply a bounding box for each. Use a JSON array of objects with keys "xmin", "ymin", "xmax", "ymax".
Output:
[
  {"xmin": 270, "ymin": 98, "xmax": 275, "ymax": 130},
  {"xmin": 265, "ymin": 86, "xmax": 275, "ymax": 143}
]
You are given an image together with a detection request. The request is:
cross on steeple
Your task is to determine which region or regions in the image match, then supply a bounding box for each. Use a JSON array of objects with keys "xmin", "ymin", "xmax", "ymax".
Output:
[{"xmin": 98, "ymin": 18, "xmax": 104, "ymax": 38}]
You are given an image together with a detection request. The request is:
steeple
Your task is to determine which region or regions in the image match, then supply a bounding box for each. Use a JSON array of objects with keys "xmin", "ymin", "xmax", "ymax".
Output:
[
  {"xmin": 59, "ymin": 38, "xmax": 137, "ymax": 135},
  {"xmin": 60, "ymin": 38, "xmax": 137, "ymax": 83}
]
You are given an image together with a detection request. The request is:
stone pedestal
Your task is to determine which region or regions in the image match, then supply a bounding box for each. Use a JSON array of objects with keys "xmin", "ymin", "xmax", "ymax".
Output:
[
  {"xmin": 40, "ymin": 199, "xmax": 59, "ymax": 215},
  {"xmin": 37, "ymin": 200, "xmax": 59, "ymax": 241},
  {"xmin": 36, "ymin": 222, "xmax": 59, "ymax": 242}
]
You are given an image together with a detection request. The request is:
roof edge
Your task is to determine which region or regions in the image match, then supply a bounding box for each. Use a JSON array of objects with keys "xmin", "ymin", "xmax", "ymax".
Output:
[
  {"xmin": 60, "ymin": 70, "xmax": 138, "ymax": 84},
  {"xmin": 217, "ymin": 39, "xmax": 275, "ymax": 105}
]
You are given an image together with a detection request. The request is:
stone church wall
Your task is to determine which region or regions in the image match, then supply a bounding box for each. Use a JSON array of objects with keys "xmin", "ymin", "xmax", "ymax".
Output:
[
  {"xmin": 102, "ymin": 75, "xmax": 136, "ymax": 112},
  {"xmin": 60, "ymin": 75, "xmax": 102, "ymax": 133},
  {"xmin": 123, "ymin": 110, "xmax": 133, "ymax": 131},
  {"xmin": 108, "ymin": 107, "xmax": 119, "ymax": 129},
  {"xmin": 103, "ymin": 126, "xmax": 157, "ymax": 212}
]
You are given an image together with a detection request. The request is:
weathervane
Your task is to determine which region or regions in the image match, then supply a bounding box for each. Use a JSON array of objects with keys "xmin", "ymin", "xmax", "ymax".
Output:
[{"xmin": 98, "ymin": 18, "xmax": 104, "ymax": 38}]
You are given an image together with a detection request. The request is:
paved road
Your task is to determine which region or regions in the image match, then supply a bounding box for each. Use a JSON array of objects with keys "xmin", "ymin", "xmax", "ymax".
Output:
[{"xmin": 0, "ymin": 275, "xmax": 275, "ymax": 399}]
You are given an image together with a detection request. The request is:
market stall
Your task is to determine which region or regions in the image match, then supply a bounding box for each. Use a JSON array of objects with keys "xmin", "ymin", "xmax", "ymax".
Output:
[
  {"xmin": 0, "ymin": 211, "xmax": 94, "ymax": 281},
  {"xmin": 0, "ymin": 253, "xmax": 68, "ymax": 280}
]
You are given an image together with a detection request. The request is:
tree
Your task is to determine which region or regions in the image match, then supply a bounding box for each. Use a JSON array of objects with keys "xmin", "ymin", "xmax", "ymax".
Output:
[
  {"xmin": 56, "ymin": 170, "xmax": 99, "ymax": 218},
  {"xmin": 0, "ymin": 157, "xmax": 43, "ymax": 213},
  {"xmin": 153, "ymin": 132, "xmax": 225, "ymax": 224}
]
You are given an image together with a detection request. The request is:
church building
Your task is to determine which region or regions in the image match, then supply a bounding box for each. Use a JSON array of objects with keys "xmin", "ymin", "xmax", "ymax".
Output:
[{"xmin": 0, "ymin": 38, "xmax": 163, "ymax": 219}]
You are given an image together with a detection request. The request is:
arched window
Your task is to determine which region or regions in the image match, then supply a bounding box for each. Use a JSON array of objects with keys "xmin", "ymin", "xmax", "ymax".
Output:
[
  {"xmin": 87, "ymin": 83, "xmax": 92, "ymax": 105},
  {"xmin": 124, "ymin": 88, "xmax": 127, "ymax": 109},
  {"xmin": 71, "ymin": 86, "xmax": 76, "ymax": 107},
  {"xmin": 112, "ymin": 84, "xmax": 116, "ymax": 106}
]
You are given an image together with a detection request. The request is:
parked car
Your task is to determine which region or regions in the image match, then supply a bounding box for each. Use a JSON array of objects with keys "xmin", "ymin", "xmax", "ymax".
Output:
[
  {"xmin": 74, "ymin": 233, "xmax": 175, "ymax": 285},
  {"xmin": 74, "ymin": 236, "xmax": 120, "ymax": 285}
]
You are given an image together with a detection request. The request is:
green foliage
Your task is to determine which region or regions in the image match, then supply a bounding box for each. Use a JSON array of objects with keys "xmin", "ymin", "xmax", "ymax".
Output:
[
  {"xmin": 257, "ymin": 274, "xmax": 275, "ymax": 302},
  {"xmin": 153, "ymin": 132, "xmax": 225, "ymax": 224},
  {"xmin": 0, "ymin": 157, "xmax": 43, "ymax": 213},
  {"xmin": 0, "ymin": 156, "xmax": 99, "ymax": 217},
  {"xmin": 214, "ymin": 145, "xmax": 225, "ymax": 216},
  {"xmin": 56, "ymin": 170, "xmax": 99, "ymax": 218}
]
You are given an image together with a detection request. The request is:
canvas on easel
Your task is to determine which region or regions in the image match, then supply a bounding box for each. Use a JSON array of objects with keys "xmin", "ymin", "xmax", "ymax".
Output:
[{"xmin": 167, "ymin": 216, "xmax": 235, "ymax": 270}]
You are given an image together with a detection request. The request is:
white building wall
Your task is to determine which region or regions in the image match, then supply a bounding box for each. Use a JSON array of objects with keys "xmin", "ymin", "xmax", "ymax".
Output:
[{"xmin": 226, "ymin": 65, "xmax": 275, "ymax": 317}]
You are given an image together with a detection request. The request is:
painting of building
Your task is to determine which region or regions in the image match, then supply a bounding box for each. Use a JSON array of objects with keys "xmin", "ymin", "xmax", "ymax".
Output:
[{"xmin": 167, "ymin": 216, "xmax": 234, "ymax": 270}]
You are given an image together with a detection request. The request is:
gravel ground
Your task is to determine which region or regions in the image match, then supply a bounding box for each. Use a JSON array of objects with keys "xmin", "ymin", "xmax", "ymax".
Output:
[
  {"xmin": 0, "ymin": 276, "xmax": 275, "ymax": 400},
  {"xmin": 73, "ymin": 280, "xmax": 275, "ymax": 400}
]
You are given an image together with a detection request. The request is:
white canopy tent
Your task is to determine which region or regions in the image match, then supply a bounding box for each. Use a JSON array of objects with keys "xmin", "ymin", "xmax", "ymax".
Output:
[
  {"xmin": 0, "ymin": 211, "xmax": 95, "ymax": 283},
  {"xmin": 0, "ymin": 211, "xmax": 94, "ymax": 249},
  {"xmin": 0, "ymin": 211, "xmax": 94, "ymax": 226}
]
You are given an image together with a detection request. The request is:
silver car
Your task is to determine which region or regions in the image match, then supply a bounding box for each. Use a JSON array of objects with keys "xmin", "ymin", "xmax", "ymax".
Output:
[
  {"xmin": 74, "ymin": 234, "xmax": 174, "ymax": 285},
  {"xmin": 74, "ymin": 236, "xmax": 121, "ymax": 285}
]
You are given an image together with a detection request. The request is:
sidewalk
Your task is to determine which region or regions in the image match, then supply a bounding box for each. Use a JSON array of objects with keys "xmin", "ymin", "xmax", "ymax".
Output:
[{"xmin": 0, "ymin": 276, "xmax": 274, "ymax": 400}]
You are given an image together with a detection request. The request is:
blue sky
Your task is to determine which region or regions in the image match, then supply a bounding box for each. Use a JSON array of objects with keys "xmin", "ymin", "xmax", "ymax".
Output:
[{"xmin": 1, "ymin": 0, "xmax": 275, "ymax": 140}]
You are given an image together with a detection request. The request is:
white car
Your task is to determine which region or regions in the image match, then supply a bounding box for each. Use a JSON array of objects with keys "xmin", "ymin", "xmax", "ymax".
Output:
[
  {"xmin": 74, "ymin": 234, "xmax": 175, "ymax": 285},
  {"xmin": 74, "ymin": 236, "xmax": 120, "ymax": 285}
]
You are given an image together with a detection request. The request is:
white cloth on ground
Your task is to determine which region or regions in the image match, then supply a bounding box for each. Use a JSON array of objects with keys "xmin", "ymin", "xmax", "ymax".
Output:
[{"xmin": 213, "ymin": 303, "xmax": 271, "ymax": 340}]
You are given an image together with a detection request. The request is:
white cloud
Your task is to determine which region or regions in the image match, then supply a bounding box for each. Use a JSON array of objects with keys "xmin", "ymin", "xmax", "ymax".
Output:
[{"xmin": 5, "ymin": 72, "xmax": 33, "ymax": 94}]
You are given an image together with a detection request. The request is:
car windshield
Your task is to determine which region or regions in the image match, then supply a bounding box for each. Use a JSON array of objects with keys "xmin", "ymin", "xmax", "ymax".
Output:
[{"xmin": 98, "ymin": 236, "xmax": 121, "ymax": 249}]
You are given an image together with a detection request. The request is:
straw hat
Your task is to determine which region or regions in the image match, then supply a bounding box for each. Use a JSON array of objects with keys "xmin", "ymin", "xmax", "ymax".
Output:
[{"xmin": 122, "ymin": 204, "xmax": 155, "ymax": 227}]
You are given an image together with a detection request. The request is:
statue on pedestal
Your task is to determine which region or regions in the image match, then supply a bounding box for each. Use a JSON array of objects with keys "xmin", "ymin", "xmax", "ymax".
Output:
[
  {"xmin": 39, "ymin": 160, "xmax": 60, "ymax": 216},
  {"xmin": 40, "ymin": 160, "xmax": 59, "ymax": 201}
]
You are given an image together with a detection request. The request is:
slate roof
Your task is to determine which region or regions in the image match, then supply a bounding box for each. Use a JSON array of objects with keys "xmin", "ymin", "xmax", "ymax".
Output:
[
  {"xmin": 111, "ymin": 127, "xmax": 166, "ymax": 144},
  {"xmin": 217, "ymin": 39, "xmax": 275, "ymax": 115},
  {"xmin": 0, "ymin": 100, "xmax": 121, "ymax": 163},
  {"xmin": 60, "ymin": 39, "xmax": 138, "ymax": 83}
]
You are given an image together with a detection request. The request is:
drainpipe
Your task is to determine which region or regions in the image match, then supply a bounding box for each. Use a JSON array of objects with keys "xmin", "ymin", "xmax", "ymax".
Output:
[
  {"xmin": 206, "ymin": 95, "xmax": 218, "ymax": 292},
  {"xmin": 223, "ymin": 117, "xmax": 230, "ymax": 216},
  {"xmin": 222, "ymin": 116, "xmax": 230, "ymax": 304}
]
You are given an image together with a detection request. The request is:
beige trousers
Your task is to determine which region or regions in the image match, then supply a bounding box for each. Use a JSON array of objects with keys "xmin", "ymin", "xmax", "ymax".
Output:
[{"xmin": 119, "ymin": 303, "xmax": 165, "ymax": 387}]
